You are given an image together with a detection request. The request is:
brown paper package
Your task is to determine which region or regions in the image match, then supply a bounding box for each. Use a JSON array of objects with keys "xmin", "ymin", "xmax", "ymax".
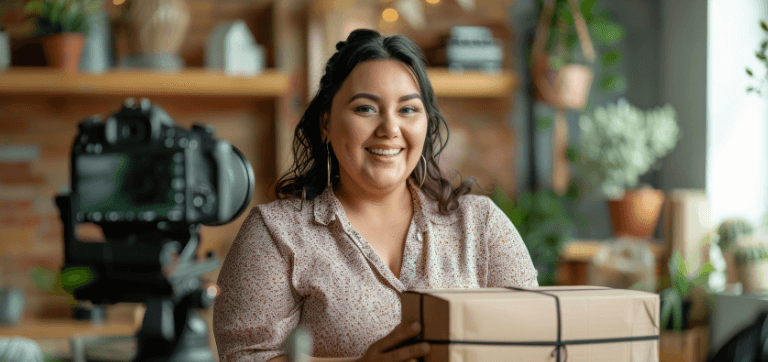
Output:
[{"xmin": 401, "ymin": 286, "xmax": 660, "ymax": 362}]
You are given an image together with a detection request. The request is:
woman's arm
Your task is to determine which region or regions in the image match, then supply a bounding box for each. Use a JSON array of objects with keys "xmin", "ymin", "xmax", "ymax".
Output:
[
  {"xmin": 484, "ymin": 198, "xmax": 539, "ymax": 287},
  {"xmin": 213, "ymin": 208, "xmax": 303, "ymax": 362},
  {"xmin": 267, "ymin": 357, "xmax": 359, "ymax": 362}
]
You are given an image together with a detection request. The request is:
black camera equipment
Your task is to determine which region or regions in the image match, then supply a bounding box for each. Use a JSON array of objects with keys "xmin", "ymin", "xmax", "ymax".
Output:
[
  {"xmin": 54, "ymin": 98, "xmax": 255, "ymax": 362},
  {"xmin": 709, "ymin": 312, "xmax": 768, "ymax": 362}
]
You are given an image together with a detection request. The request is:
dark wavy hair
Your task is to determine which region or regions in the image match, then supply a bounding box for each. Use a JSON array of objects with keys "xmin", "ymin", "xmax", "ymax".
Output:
[{"xmin": 275, "ymin": 29, "xmax": 478, "ymax": 215}]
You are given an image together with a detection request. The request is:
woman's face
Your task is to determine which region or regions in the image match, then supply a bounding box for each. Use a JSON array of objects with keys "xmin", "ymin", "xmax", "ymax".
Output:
[{"xmin": 323, "ymin": 59, "xmax": 428, "ymax": 195}]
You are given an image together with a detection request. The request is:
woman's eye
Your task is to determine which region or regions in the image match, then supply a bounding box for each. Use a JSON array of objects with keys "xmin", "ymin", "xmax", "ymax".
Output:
[
  {"xmin": 401, "ymin": 106, "xmax": 419, "ymax": 114},
  {"xmin": 355, "ymin": 105, "xmax": 376, "ymax": 113}
]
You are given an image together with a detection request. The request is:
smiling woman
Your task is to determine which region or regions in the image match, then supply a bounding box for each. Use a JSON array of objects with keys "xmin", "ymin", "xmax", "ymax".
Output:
[{"xmin": 212, "ymin": 29, "xmax": 538, "ymax": 362}]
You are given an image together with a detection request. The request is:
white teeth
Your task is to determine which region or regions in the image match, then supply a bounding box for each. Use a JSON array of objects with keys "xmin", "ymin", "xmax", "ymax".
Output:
[{"xmin": 367, "ymin": 148, "xmax": 402, "ymax": 156}]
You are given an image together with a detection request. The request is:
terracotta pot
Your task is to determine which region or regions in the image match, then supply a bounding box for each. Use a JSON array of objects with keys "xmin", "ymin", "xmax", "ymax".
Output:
[
  {"xmin": 41, "ymin": 33, "xmax": 86, "ymax": 72},
  {"xmin": 607, "ymin": 188, "xmax": 666, "ymax": 239},
  {"xmin": 532, "ymin": 55, "xmax": 594, "ymax": 110}
]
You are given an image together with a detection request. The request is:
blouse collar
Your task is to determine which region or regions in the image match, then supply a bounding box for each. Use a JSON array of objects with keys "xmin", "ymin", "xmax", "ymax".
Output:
[{"xmin": 312, "ymin": 178, "xmax": 459, "ymax": 230}]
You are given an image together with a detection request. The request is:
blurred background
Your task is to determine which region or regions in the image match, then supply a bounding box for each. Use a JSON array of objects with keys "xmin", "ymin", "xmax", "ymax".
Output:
[{"xmin": 0, "ymin": 0, "xmax": 767, "ymax": 361}]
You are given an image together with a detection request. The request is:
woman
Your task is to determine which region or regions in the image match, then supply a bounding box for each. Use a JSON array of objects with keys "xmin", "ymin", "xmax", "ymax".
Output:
[{"xmin": 213, "ymin": 29, "xmax": 538, "ymax": 362}]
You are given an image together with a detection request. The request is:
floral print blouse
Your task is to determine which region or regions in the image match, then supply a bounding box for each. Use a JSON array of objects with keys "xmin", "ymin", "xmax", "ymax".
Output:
[{"xmin": 213, "ymin": 179, "xmax": 538, "ymax": 361}]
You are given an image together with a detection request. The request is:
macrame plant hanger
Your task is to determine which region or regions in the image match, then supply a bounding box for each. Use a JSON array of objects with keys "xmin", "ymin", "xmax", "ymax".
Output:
[{"xmin": 531, "ymin": 0, "xmax": 596, "ymax": 195}]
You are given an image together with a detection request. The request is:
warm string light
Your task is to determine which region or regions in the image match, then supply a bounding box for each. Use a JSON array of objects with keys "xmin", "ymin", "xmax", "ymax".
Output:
[
  {"xmin": 426, "ymin": 0, "xmax": 440, "ymax": 4},
  {"xmin": 113, "ymin": 0, "xmax": 125, "ymax": 5},
  {"xmin": 382, "ymin": 8, "xmax": 399, "ymax": 22}
]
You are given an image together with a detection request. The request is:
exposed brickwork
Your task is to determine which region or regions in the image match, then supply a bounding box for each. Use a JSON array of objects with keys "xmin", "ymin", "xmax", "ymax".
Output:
[{"xmin": 0, "ymin": 95, "xmax": 272, "ymax": 329}]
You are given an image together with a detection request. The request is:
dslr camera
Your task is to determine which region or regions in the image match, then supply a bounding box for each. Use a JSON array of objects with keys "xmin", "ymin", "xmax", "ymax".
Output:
[{"xmin": 55, "ymin": 98, "xmax": 254, "ymax": 362}]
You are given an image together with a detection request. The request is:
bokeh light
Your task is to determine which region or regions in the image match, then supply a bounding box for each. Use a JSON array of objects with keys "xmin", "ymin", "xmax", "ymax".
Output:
[{"xmin": 382, "ymin": 8, "xmax": 399, "ymax": 22}]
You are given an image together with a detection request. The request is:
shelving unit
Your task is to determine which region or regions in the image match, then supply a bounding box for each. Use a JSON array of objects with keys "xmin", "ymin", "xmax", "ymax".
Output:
[
  {"xmin": 0, "ymin": 67, "xmax": 290, "ymax": 97},
  {"xmin": 0, "ymin": 67, "xmax": 516, "ymax": 98},
  {"xmin": 427, "ymin": 68, "xmax": 517, "ymax": 98}
]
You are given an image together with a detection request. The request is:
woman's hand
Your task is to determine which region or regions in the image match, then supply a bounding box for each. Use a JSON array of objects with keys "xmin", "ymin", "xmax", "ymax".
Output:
[{"xmin": 356, "ymin": 321, "xmax": 430, "ymax": 362}]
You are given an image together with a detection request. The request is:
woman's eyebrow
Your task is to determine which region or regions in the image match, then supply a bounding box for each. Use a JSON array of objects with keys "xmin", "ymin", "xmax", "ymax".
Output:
[{"xmin": 348, "ymin": 93, "xmax": 422, "ymax": 104}]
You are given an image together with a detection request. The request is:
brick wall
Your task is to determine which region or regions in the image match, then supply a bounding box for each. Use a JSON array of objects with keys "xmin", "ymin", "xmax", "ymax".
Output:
[{"xmin": 0, "ymin": 95, "xmax": 275, "ymax": 359}]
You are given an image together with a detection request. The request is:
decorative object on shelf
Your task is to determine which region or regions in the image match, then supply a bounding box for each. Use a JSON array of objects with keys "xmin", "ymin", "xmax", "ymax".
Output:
[
  {"xmin": 659, "ymin": 251, "xmax": 714, "ymax": 332},
  {"xmin": 206, "ymin": 20, "xmax": 265, "ymax": 77},
  {"xmin": 663, "ymin": 190, "xmax": 713, "ymax": 279},
  {"xmin": 444, "ymin": 26, "xmax": 503, "ymax": 74},
  {"xmin": 576, "ymin": 98, "xmax": 680, "ymax": 239},
  {"xmin": 23, "ymin": 0, "xmax": 101, "ymax": 72},
  {"xmin": 493, "ymin": 187, "xmax": 580, "ymax": 286},
  {"xmin": 79, "ymin": 7, "xmax": 112, "ymax": 73},
  {"xmin": 0, "ymin": 28, "xmax": 9, "ymax": 71},
  {"xmin": 732, "ymin": 235, "xmax": 768, "ymax": 294},
  {"xmin": 0, "ymin": 286, "xmax": 24, "ymax": 325},
  {"xmin": 587, "ymin": 237, "xmax": 656, "ymax": 291},
  {"xmin": 745, "ymin": 20, "xmax": 768, "ymax": 96},
  {"xmin": 119, "ymin": 0, "xmax": 191, "ymax": 70}
]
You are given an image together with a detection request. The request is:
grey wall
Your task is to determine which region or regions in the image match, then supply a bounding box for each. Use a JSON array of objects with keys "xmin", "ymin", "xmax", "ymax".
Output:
[{"xmin": 658, "ymin": 0, "xmax": 708, "ymax": 191}]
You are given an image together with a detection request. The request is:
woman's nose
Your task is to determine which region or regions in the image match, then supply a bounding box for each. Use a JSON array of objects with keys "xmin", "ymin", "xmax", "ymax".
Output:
[{"xmin": 376, "ymin": 109, "xmax": 401, "ymax": 137}]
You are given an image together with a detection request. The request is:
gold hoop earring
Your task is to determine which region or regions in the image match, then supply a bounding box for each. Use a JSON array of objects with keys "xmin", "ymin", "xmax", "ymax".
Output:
[
  {"xmin": 326, "ymin": 143, "xmax": 332, "ymax": 188},
  {"xmin": 419, "ymin": 155, "xmax": 427, "ymax": 188}
]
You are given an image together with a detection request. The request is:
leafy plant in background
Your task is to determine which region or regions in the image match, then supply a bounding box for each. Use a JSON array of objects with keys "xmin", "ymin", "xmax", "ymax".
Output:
[
  {"xmin": 574, "ymin": 98, "xmax": 679, "ymax": 198},
  {"xmin": 24, "ymin": 0, "xmax": 101, "ymax": 35},
  {"xmin": 493, "ymin": 186, "xmax": 581, "ymax": 286},
  {"xmin": 746, "ymin": 20, "xmax": 768, "ymax": 96},
  {"xmin": 658, "ymin": 251, "xmax": 714, "ymax": 332},
  {"xmin": 30, "ymin": 266, "xmax": 95, "ymax": 308},
  {"xmin": 538, "ymin": 0, "xmax": 627, "ymax": 95},
  {"xmin": 717, "ymin": 218, "xmax": 755, "ymax": 252}
]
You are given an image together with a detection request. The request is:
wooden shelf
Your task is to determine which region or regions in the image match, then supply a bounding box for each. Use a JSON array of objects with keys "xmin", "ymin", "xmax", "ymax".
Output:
[
  {"xmin": 0, "ymin": 317, "xmax": 137, "ymax": 339},
  {"xmin": 560, "ymin": 239, "xmax": 668, "ymax": 262},
  {"xmin": 0, "ymin": 67, "xmax": 289, "ymax": 97},
  {"xmin": 427, "ymin": 68, "xmax": 518, "ymax": 98},
  {"xmin": 0, "ymin": 67, "xmax": 515, "ymax": 98}
]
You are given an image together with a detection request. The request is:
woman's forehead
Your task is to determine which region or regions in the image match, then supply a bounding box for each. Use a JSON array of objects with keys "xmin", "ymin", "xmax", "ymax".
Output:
[{"xmin": 343, "ymin": 60, "xmax": 421, "ymax": 96}]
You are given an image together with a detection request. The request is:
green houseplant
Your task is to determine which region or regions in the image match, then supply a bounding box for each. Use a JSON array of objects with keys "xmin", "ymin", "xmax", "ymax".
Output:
[
  {"xmin": 493, "ymin": 187, "xmax": 581, "ymax": 286},
  {"xmin": 659, "ymin": 251, "xmax": 714, "ymax": 332},
  {"xmin": 575, "ymin": 98, "xmax": 679, "ymax": 238},
  {"xmin": 537, "ymin": 0, "xmax": 627, "ymax": 96},
  {"xmin": 24, "ymin": 0, "xmax": 101, "ymax": 72},
  {"xmin": 746, "ymin": 20, "xmax": 768, "ymax": 96}
]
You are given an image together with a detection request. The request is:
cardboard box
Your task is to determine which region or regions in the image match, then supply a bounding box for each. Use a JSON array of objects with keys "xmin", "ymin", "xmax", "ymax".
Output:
[{"xmin": 401, "ymin": 286, "xmax": 660, "ymax": 362}]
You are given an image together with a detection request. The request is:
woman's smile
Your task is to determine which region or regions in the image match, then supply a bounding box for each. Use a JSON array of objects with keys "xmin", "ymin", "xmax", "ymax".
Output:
[{"xmin": 365, "ymin": 147, "xmax": 404, "ymax": 157}]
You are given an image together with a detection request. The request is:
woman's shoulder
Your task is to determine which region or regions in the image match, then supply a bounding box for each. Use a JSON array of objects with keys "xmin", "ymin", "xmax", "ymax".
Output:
[
  {"xmin": 256, "ymin": 197, "xmax": 314, "ymax": 226},
  {"xmin": 420, "ymin": 191, "xmax": 495, "ymax": 226}
]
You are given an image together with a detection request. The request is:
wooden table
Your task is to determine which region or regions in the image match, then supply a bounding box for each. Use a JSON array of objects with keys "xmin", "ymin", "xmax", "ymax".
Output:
[
  {"xmin": 557, "ymin": 239, "xmax": 669, "ymax": 286},
  {"xmin": 0, "ymin": 315, "xmax": 139, "ymax": 361}
]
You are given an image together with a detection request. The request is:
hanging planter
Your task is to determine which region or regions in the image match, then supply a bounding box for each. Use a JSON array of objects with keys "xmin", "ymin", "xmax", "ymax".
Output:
[{"xmin": 530, "ymin": 0, "xmax": 596, "ymax": 111}]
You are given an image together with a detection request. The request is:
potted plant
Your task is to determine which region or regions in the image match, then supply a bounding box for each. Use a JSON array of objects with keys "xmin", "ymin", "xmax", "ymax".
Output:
[
  {"xmin": 659, "ymin": 251, "xmax": 714, "ymax": 332},
  {"xmin": 493, "ymin": 187, "xmax": 581, "ymax": 286},
  {"xmin": 715, "ymin": 218, "xmax": 755, "ymax": 286},
  {"xmin": 575, "ymin": 98, "xmax": 680, "ymax": 239},
  {"xmin": 746, "ymin": 20, "xmax": 768, "ymax": 96},
  {"xmin": 732, "ymin": 235, "xmax": 768, "ymax": 294},
  {"xmin": 24, "ymin": 0, "xmax": 101, "ymax": 72}
]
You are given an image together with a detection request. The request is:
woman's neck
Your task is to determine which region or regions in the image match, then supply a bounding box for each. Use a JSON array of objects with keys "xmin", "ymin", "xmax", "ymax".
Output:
[{"xmin": 334, "ymin": 180, "xmax": 413, "ymax": 221}]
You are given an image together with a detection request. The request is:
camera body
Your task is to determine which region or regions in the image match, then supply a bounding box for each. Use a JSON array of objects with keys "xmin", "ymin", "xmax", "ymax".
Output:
[{"xmin": 71, "ymin": 98, "xmax": 253, "ymax": 228}]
